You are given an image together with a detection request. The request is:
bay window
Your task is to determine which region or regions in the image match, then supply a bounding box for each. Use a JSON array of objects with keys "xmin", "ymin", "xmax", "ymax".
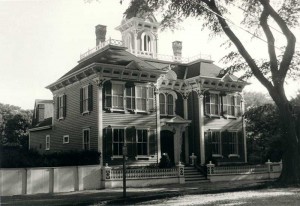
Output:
[{"xmin": 105, "ymin": 81, "xmax": 154, "ymax": 112}]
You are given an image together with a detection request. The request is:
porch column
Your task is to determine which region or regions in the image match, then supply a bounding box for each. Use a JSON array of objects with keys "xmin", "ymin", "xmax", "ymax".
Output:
[
  {"xmin": 183, "ymin": 94, "xmax": 190, "ymax": 163},
  {"xmin": 174, "ymin": 126, "xmax": 185, "ymax": 165},
  {"xmin": 97, "ymin": 80, "xmax": 104, "ymax": 167},
  {"xmin": 155, "ymin": 89, "xmax": 161, "ymax": 162},
  {"xmin": 198, "ymin": 93, "xmax": 205, "ymax": 165},
  {"xmin": 241, "ymin": 95, "xmax": 247, "ymax": 163}
]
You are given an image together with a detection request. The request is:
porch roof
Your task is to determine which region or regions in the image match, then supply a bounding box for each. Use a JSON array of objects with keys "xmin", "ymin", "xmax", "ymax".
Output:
[{"xmin": 204, "ymin": 117, "xmax": 242, "ymax": 131}]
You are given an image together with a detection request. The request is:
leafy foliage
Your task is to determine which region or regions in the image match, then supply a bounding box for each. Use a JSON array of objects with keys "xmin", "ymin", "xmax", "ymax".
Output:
[
  {"xmin": 245, "ymin": 104, "xmax": 283, "ymax": 163},
  {"xmin": 0, "ymin": 103, "xmax": 33, "ymax": 148},
  {"xmin": 243, "ymin": 91, "xmax": 274, "ymax": 110}
]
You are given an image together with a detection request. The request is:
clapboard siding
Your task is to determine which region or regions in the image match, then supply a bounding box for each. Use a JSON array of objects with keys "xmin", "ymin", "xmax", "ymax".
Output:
[
  {"xmin": 103, "ymin": 112, "xmax": 156, "ymax": 128},
  {"xmin": 30, "ymin": 129, "xmax": 52, "ymax": 152},
  {"xmin": 30, "ymin": 79, "xmax": 98, "ymax": 153}
]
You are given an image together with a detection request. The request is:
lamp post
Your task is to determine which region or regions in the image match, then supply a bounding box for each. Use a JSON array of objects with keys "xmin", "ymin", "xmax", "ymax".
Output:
[{"xmin": 122, "ymin": 144, "xmax": 127, "ymax": 198}]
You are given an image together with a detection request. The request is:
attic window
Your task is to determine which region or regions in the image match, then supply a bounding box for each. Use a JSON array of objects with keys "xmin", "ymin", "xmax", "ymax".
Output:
[
  {"xmin": 150, "ymin": 75, "xmax": 156, "ymax": 78},
  {"xmin": 123, "ymin": 72, "xmax": 129, "ymax": 75},
  {"xmin": 132, "ymin": 73, "xmax": 138, "ymax": 76},
  {"xmin": 211, "ymin": 82, "xmax": 216, "ymax": 86},
  {"xmin": 103, "ymin": 70, "xmax": 110, "ymax": 73},
  {"xmin": 204, "ymin": 82, "xmax": 209, "ymax": 85},
  {"xmin": 141, "ymin": 74, "xmax": 147, "ymax": 78},
  {"xmin": 218, "ymin": 83, "xmax": 223, "ymax": 86}
]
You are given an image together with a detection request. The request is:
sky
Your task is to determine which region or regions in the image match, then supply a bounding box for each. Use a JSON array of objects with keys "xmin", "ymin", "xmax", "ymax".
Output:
[{"xmin": 0, "ymin": 0, "xmax": 299, "ymax": 110}]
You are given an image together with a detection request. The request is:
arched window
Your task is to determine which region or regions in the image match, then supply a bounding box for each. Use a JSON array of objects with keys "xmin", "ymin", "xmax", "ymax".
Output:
[
  {"xmin": 141, "ymin": 33, "xmax": 152, "ymax": 52},
  {"xmin": 159, "ymin": 93, "xmax": 166, "ymax": 114},
  {"xmin": 126, "ymin": 34, "xmax": 132, "ymax": 51},
  {"xmin": 167, "ymin": 94, "xmax": 174, "ymax": 115}
]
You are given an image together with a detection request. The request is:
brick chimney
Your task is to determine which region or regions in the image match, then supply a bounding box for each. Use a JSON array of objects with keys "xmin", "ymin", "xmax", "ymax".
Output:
[
  {"xmin": 95, "ymin": 25, "xmax": 107, "ymax": 46},
  {"xmin": 172, "ymin": 41, "xmax": 182, "ymax": 57}
]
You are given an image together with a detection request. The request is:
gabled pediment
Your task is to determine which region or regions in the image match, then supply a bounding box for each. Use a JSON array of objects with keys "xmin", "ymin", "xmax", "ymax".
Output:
[{"xmin": 125, "ymin": 61, "xmax": 142, "ymax": 71}]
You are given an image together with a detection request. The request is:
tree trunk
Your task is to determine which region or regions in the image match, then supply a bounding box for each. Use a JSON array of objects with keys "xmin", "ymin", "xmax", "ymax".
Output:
[{"xmin": 277, "ymin": 99, "xmax": 300, "ymax": 184}]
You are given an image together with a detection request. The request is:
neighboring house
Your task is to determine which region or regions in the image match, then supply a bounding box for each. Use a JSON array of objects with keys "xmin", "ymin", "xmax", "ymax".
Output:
[{"xmin": 29, "ymin": 13, "xmax": 248, "ymax": 166}]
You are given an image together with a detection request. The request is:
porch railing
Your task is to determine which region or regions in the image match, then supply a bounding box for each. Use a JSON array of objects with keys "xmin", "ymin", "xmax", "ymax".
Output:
[
  {"xmin": 207, "ymin": 160, "xmax": 282, "ymax": 175},
  {"xmin": 103, "ymin": 163, "xmax": 185, "ymax": 181},
  {"xmin": 79, "ymin": 38, "xmax": 211, "ymax": 63}
]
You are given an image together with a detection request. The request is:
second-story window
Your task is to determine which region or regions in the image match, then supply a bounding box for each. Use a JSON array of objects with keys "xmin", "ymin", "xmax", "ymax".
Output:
[
  {"xmin": 136, "ymin": 86, "xmax": 147, "ymax": 111},
  {"xmin": 125, "ymin": 86, "xmax": 135, "ymax": 110},
  {"xmin": 37, "ymin": 104, "xmax": 45, "ymax": 122},
  {"xmin": 167, "ymin": 94, "xmax": 174, "ymax": 115},
  {"xmin": 205, "ymin": 93, "xmax": 219, "ymax": 116},
  {"xmin": 159, "ymin": 93, "xmax": 175, "ymax": 116},
  {"xmin": 80, "ymin": 84, "xmax": 93, "ymax": 114},
  {"xmin": 56, "ymin": 94, "xmax": 66, "ymax": 119},
  {"xmin": 105, "ymin": 81, "xmax": 154, "ymax": 112},
  {"xmin": 222, "ymin": 94, "xmax": 241, "ymax": 117},
  {"xmin": 159, "ymin": 93, "xmax": 166, "ymax": 114}
]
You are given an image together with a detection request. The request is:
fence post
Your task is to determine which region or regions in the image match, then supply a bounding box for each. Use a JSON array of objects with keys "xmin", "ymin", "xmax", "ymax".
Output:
[
  {"xmin": 279, "ymin": 159, "xmax": 283, "ymax": 171},
  {"xmin": 206, "ymin": 161, "xmax": 215, "ymax": 181},
  {"xmin": 177, "ymin": 162, "xmax": 185, "ymax": 184},
  {"xmin": 265, "ymin": 159, "xmax": 272, "ymax": 179}
]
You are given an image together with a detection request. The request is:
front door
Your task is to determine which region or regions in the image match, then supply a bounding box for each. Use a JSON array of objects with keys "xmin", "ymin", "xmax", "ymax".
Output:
[{"xmin": 160, "ymin": 130, "xmax": 174, "ymax": 163}]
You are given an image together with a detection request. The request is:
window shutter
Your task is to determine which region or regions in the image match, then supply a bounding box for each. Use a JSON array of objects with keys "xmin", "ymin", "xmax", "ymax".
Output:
[
  {"xmin": 149, "ymin": 130, "xmax": 156, "ymax": 155},
  {"xmin": 80, "ymin": 88, "xmax": 83, "ymax": 113},
  {"xmin": 56, "ymin": 97, "xmax": 59, "ymax": 119},
  {"xmin": 63, "ymin": 95, "xmax": 67, "ymax": 118},
  {"xmin": 88, "ymin": 84, "xmax": 93, "ymax": 111}
]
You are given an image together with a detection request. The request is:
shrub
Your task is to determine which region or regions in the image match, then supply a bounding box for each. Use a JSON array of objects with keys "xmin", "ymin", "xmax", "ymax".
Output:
[
  {"xmin": 158, "ymin": 153, "xmax": 173, "ymax": 168},
  {"xmin": 0, "ymin": 147, "xmax": 100, "ymax": 168}
]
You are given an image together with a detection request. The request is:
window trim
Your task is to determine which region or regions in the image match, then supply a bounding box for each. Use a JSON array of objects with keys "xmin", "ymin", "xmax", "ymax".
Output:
[
  {"xmin": 58, "ymin": 95, "xmax": 65, "ymax": 120},
  {"xmin": 63, "ymin": 135, "xmax": 69, "ymax": 144},
  {"xmin": 159, "ymin": 92, "xmax": 175, "ymax": 116},
  {"xmin": 82, "ymin": 85, "xmax": 89, "ymax": 113},
  {"xmin": 82, "ymin": 128, "xmax": 90, "ymax": 150},
  {"xmin": 205, "ymin": 92, "xmax": 220, "ymax": 117},
  {"xmin": 45, "ymin": 135, "xmax": 50, "ymax": 150}
]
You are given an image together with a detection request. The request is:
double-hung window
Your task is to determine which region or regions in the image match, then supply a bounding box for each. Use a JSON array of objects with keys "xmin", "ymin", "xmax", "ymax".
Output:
[
  {"xmin": 136, "ymin": 86, "xmax": 147, "ymax": 111},
  {"xmin": 228, "ymin": 132, "xmax": 238, "ymax": 155},
  {"xmin": 222, "ymin": 94, "xmax": 241, "ymax": 117},
  {"xmin": 37, "ymin": 104, "xmax": 45, "ymax": 122},
  {"xmin": 159, "ymin": 93, "xmax": 174, "ymax": 115},
  {"xmin": 113, "ymin": 128, "xmax": 124, "ymax": 156},
  {"xmin": 83, "ymin": 129, "xmax": 90, "ymax": 150},
  {"xmin": 80, "ymin": 84, "xmax": 93, "ymax": 113},
  {"xmin": 206, "ymin": 131, "xmax": 221, "ymax": 155},
  {"xmin": 205, "ymin": 93, "xmax": 219, "ymax": 116},
  {"xmin": 105, "ymin": 82, "xmax": 124, "ymax": 110},
  {"xmin": 57, "ymin": 95, "xmax": 66, "ymax": 119},
  {"xmin": 45, "ymin": 135, "xmax": 50, "ymax": 150},
  {"xmin": 125, "ymin": 86, "xmax": 135, "ymax": 110},
  {"xmin": 148, "ymin": 88, "xmax": 154, "ymax": 111},
  {"xmin": 137, "ymin": 129, "xmax": 148, "ymax": 155}
]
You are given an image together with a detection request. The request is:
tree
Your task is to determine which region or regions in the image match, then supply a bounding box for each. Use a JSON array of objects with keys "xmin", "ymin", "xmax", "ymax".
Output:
[
  {"xmin": 243, "ymin": 91, "xmax": 274, "ymax": 110},
  {"xmin": 245, "ymin": 104, "xmax": 282, "ymax": 163},
  {"xmin": 123, "ymin": 0, "xmax": 300, "ymax": 184},
  {"xmin": 0, "ymin": 103, "xmax": 33, "ymax": 149}
]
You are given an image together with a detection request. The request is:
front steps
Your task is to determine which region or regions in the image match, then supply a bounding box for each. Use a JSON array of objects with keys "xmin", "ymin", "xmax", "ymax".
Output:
[{"xmin": 184, "ymin": 166, "xmax": 209, "ymax": 183}]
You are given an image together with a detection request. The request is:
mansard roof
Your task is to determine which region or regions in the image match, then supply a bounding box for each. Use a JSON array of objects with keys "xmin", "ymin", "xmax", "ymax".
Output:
[{"xmin": 58, "ymin": 45, "xmax": 162, "ymax": 81}]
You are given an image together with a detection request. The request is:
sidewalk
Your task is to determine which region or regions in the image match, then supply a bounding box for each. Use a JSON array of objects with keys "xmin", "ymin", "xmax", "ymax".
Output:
[{"xmin": 1, "ymin": 180, "xmax": 272, "ymax": 206}]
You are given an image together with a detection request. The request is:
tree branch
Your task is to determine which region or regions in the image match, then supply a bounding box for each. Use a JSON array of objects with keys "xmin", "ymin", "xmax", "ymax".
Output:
[
  {"xmin": 260, "ymin": 7, "xmax": 279, "ymax": 84},
  {"xmin": 202, "ymin": 1, "xmax": 275, "ymax": 94},
  {"xmin": 259, "ymin": 0, "xmax": 296, "ymax": 84}
]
